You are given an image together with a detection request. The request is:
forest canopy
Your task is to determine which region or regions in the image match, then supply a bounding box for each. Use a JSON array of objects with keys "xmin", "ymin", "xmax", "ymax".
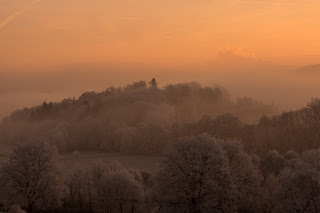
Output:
[
  {"xmin": 0, "ymin": 80, "xmax": 276, "ymax": 154},
  {"xmin": 0, "ymin": 79, "xmax": 319, "ymax": 155}
]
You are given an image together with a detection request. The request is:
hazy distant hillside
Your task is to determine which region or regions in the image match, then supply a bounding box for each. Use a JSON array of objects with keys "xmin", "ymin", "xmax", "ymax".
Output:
[
  {"xmin": 2, "ymin": 63, "xmax": 320, "ymax": 121},
  {"xmin": 295, "ymin": 64, "xmax": 320, "ymax": 74},
  {"xmin": 1, "ymin": 79, "xmax": 320, "ymax": 159},
  {"xmin": 0, "ymin": 80, "xmax": 276, "ymax": 153}
]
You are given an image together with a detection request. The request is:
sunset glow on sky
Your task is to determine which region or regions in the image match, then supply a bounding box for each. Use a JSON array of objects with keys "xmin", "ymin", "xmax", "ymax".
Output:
[{"xmin": 1, "ymin": 0, "xmax": 320, "ymax": 70}]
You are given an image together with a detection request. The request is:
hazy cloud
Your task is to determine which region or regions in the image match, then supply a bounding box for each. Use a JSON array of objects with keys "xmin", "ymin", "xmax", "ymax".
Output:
[
  {"xmin": 217, "ymin": 46, "xmax": 258, "ymax": 60},
  {"xmin": 232, "ymin": 0, "xmax": 311, "ymax": 5},
  {"xmin": 0, "ymin": 0, "xmax": 41, "ymax": 30}
]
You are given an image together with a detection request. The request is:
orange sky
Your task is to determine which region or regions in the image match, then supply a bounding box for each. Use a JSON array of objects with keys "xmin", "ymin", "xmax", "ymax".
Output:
[{"xmin": 1, "ymin": 0, "xmax": 320, "ymax": 70}]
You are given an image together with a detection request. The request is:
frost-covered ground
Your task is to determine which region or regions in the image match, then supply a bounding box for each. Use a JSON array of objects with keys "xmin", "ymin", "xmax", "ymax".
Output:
[
  {"xmin": 59, "ymin": 152, "xmax": 162, "ymax": 173},
  {"xmin": 0, "ymin": 152, "xmax": 162, "ymax": 173}
]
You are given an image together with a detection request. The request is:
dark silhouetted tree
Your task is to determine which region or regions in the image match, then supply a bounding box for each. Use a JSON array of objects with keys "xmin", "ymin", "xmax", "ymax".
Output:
[
  {"xmin": 0, "ymin": 141, "xmax": 66, "ymax": 212},
  {"xmin": 149, "ymin": 78, "xmax": 158, "ymax": 88},
  {"xmin": 152, "ymin": 135, "xmax": 236, "ymax": 213}
]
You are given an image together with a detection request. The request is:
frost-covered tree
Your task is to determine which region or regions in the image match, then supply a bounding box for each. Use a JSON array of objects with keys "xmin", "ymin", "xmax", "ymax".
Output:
[
  {"xmin": 261, "ymin": 173, "xmax": 280, "ymax": 213},
  {"xmin": 261, "ymin": 150, "xmax": 287, "ymax": 177},
  {"xmin": 302, "ymin": 149, "xmax": 320, "ymax": 171},
  {"xmin": 0, "ymin": 142, "xmax": 66, "ymax": 212},
  {"xmin": 105, "ymin": 170, "xmax": 144, "ymax": 213},
  {"xmin": 152, "ymin": 135, "xmax": 236, "ymax": 213},
  {"xmin": 274, "ymin": 168, "xmax": 320, "ymax": 213},
  {"xmin": 219, "ymin": 139, "xmax": 263, "ymax": 212},
  {"xmin": 284, "ymin": 150, "xmax": 301, "ymax": 170},
  {"xmin": 90, "ymin": 162, "xmax": 144, "ymax": 213},
  {"xmin": 65, "ymin": 169, "xmax": 92, "ymax": 210}
]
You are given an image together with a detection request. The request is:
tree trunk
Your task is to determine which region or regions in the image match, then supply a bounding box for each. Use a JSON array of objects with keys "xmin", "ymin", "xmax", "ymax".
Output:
[{"xmin": 28, "ymin": 203, "xmax": 33, "ymax": 213}]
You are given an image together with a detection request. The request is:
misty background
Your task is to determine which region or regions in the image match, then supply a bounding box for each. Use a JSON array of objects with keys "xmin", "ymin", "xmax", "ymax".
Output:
[
  {"xmin": 2, "ymin": 1, "xmax": 320, "ymax": 212},
  {"xmin": 2, "ymin": 0, "xmax": 320, "ymax": 121},
  {"xmin": 1, "ymin": 61, "xmax": 320, "ymax": 121}
]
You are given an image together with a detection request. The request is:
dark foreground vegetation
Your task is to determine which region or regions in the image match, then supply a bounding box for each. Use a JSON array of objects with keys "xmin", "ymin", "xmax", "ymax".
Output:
[
  {"xmin": 1, "ymin": 79, "xmax": 320, "ymax": 212},
  {"xmin": 1, "ymin": 137, "xmax": 320, "ymax": 213}
]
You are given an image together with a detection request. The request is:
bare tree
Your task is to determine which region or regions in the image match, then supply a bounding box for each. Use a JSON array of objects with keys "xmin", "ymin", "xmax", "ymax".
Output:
[
  {"xmin": 302, "ymin": 149, "xmax": 320, "ymax": 171},
  {"xmin": 274, "ymin": 168, "xmax": 320, "ymax": 213},
  {"xmin": 219, "ymin": 139, "xmax": 264, "ymax": 212},
  {"xmin": 149, "ymin": 78, "xmax": 158, "ymax": 88},
  {"xmin": 0, "ymin": 141, "xmax": 66, "ymax": 212},
  {"xmin": 90, "ymin": 162, "xmax": 145, "ymax": 213},
  {"xmin": 261, "ymin": 150, "xmax": 287, "ymax": 177},
  {"xmin": 65, "ymin": 169, "xmax": 91, "ymax": 210},
  {"xmin": 152, "ymin": 135, "xmax": 236, "ymax": 213}
]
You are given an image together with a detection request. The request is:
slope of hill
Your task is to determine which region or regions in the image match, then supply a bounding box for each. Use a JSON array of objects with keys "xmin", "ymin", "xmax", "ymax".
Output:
[
  {"xmin": 295, "ymin": 64, "xmax": 320, "ymax": 74},
  {"xmin": 0, "ymin": 80, "xmax": 276, "ymax": 153}
]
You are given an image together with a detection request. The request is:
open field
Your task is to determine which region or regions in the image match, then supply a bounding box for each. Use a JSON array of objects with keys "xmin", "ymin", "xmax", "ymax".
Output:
[{"xmin": 0, "ymin": 152, "xmax": 163, "ymax": 174}]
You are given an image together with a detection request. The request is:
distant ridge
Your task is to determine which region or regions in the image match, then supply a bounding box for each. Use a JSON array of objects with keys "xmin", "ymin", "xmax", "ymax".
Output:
[{"xmin": 296, "ymin": 64, "xmax": 320, "ymax": 74}]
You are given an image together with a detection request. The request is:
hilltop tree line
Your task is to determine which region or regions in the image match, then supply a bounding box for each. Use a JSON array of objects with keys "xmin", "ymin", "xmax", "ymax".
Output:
[
  {"xmin": 0, "ymin": 79, "xmax": 272, "ymax": 153},
  {"xmin": 0, "ymin": 80, "xmax": 320, "ymax": 155}
]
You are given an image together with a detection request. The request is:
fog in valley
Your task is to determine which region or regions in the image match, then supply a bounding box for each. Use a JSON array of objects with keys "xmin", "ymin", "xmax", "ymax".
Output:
[
  {"xmin": 1, "ymin": 61, "xmax": 320, "ymax": 121},
  {"xmin": 1, "ymin": 69, "xmax": 320, "ymax": 212},
  {"xmin": 2, "ymin": 0, "xmax": 320, "ymax": 212}
]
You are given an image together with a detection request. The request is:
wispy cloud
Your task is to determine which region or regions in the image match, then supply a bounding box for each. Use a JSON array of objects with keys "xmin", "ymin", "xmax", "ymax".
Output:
[
  {"xmin": 232, "ymin": 0, "xmax": 310, "ymax": 6},
  {"xmin": 0, "ymin": 0, "xmax": 41, "ymax": 30}
]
